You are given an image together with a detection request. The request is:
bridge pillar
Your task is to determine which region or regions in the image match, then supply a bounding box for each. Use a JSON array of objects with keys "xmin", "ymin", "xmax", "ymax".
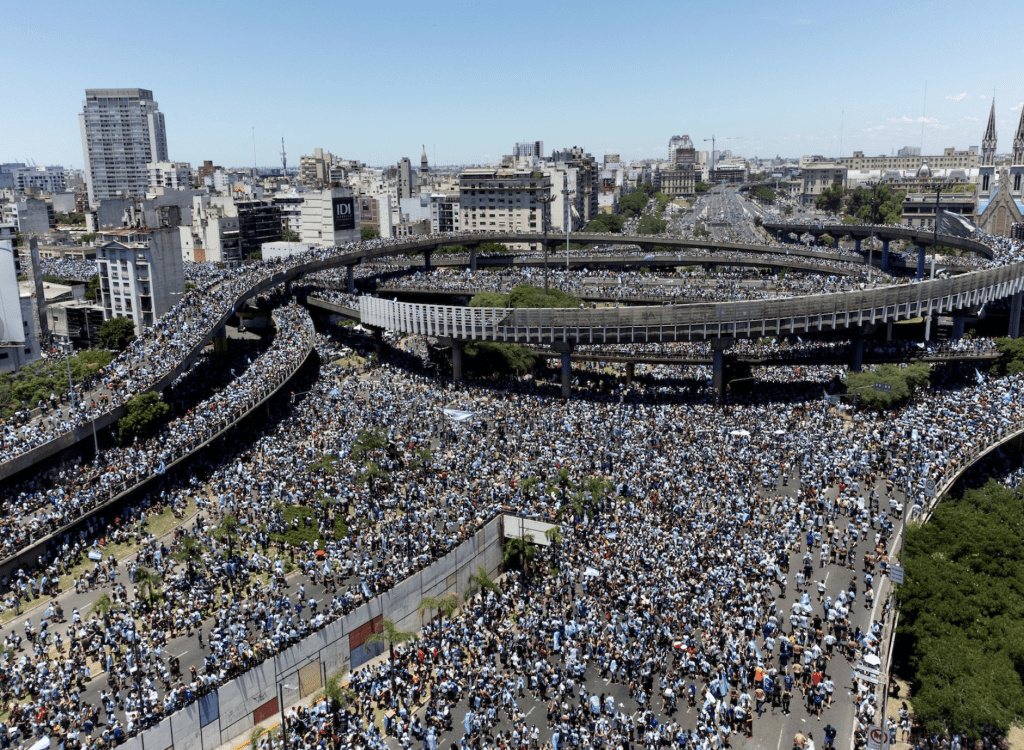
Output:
[
  {"xmin": 213, "ymin": 324, "xmax": 229, "ymax": 356},
  {"xmin": 285, "ymin": 279, "xmax": 293, "ymax": 296},
  {"xmin": 451, "ymin": 340, "xmax": 463, "ymax": 381},
  {"xmin": 880, "ymin": 240, "xmax": 890, "ymax": 272},
  {"xmin": 916, "ymin": 245, "xmax": 926, "ymax": 280},
  {"xmin": 346, "ymin": 264, "xmax": 355, "ymax": 294},
  {"xmin": 951, "ymin": 313, "xmax": 966, "ymax": 340},
  {"xmin": 771, "ymin": 266, "xmax": 779, "ymax": 276},
  {"xmin": 711, "ymin": 337, "xmax": 731, "ymax": 405},
  {"xmin": 373, "ymin": 327, "xmax": 384, "ymax": 358},
  {"xmin": 561, "ymin": 352, "xmax": 572, "ymax": 398},
  {"xmin": 424, "ymin": 249, "xmax": 433, "ymax": 271},
  {"xmin": 1010, "ymin": 292, "xmax": 1023, "ymax": 338},
  {"xmin": 854, "ymin": 237, "xmax": 862, "ymax": 254},
  {"xmin": 470, "ymin": 248, "xmax": 478, "ymax": 273},
  {"xmin": 833, "ymin": 235, "xmax": 840, "ymax": 249},
  {"xmin": 850, "ymin": 329, "xmax": 865, "ymax": 372},
  {"xmin": 625, "ymin": 362, "xmax": 635, "ymax": 386}
]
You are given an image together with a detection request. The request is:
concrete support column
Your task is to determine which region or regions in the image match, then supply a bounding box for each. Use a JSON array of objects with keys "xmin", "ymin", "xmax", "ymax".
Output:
[
  {"xmin": 951, "ymin": 313, "xmax": 966, "ymax": 340},
  {"xmin": 1010, "ymin": 291, "xmax": 1023, "ymax": 338},
  {"xmin": 285, "ymin": 279, "xmax": 293, "ymax": 296},
  {"xmin": 880, "ymin": 240, "xmax": 890, "ymax": 272},
  {"xmin": 553, "ymin": 340, "xmax": 575, "ymax": 398},
  {"xmin": 424, "ymin": 249, "xmax": 432, "ymax": 271},
  {"xmin": 771, "ymin": 266, "xmax": 779, "ymax": 276},
  {"xmin": 854, "ymin": 237, "xmax": 862, "ymax": 254},
  {"xmin": 346, "ymin": 265, "xmax": 355, "ymax": 294},
  {"xmin": 451, "ymin": 340, "xmax": 463, "ymax": 381},
  {"xmin": 213, "ymin": 325, "xmax": 228, "ymax": 357},
  {"xmin": 886, "ymin": 321, "xmax": 893, "ymax": 342},
  {"xmin": 470, "ymin": 248, "xmax": 478, "ymax": 273},
  {"xmin": 373, "ymin": 328, "xmax": 383, "ymax": 357},
  {"xmin": 625, "ymin": 362, "xmax": 635, "ymax": 385},
  {"xmin": 916, "ymin": 245, "xmax": 926, "ymax": 280},
  {"xmin": 711, "ymin": 337, "xmax": 731, "ymax": 405},
  {"xmin": 833, "ymin": 235, "xmax": 840, "ymax": 249},
  {"xmin": 850, "ymin": 329, "xmax": 865, "ymax": 372}
]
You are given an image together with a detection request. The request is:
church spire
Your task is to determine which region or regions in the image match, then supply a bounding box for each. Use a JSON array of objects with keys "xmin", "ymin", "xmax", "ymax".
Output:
[
  {"xmin": 1013, "ymin": 102, "xmax": 1024, "ymax": 166},
  {"xmin": 420, "ymin": 144, "xmax": 429, "ymax": 174},
  {"xmin": 981, "ymin": 99, "xmax": 997, "ymax": 167}
]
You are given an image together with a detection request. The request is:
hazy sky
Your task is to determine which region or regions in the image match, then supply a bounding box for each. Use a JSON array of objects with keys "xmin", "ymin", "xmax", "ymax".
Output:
[{"xmin": 4, "ymin": 0, "xmax": 1023, "ymax": 169}]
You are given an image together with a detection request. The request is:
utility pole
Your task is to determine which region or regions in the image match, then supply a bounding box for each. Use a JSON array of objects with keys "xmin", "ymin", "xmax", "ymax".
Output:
[
  {"xmin": 924, "ymin": 187, "xmax": 942, "ymax": 340},
  {"xmin": 537, "ymin": 187, "xmax": 556, "ymax": 294},
  {"xmin": 562, "ymin": 174, "xmax": 575, "ymax": 268}
]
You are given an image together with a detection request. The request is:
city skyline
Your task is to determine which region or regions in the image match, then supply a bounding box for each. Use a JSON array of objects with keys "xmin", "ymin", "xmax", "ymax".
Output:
[{"xmin": 2, "ymin": 0, "xmax": 1023, "ymax": 169}]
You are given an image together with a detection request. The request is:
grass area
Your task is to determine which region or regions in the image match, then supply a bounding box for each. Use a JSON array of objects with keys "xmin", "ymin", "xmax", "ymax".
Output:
[
  {"xmin": 266, "ymin": 505, "xmax": 348, "ymax": 547},
  {"xmin": 332, "ymin": 355, "xmax": 366, "ymax": 368}
]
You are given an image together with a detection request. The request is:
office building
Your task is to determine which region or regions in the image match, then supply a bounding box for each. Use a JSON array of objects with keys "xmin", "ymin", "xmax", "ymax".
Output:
[
  {"xmin": 236, "ymin": 200, "xmax": 282, "ymax": 258},
  {"xmin": 550, "ymin": 147, "xmax": 599, "ymax": 225},
  {"xmin": 300, "ymin": 148, "xmax": 334, "ymax": 189},
  {"xmin": 96, "ymin": 227, "xmax": 184, "ymax": 334},
  {"xmin": 301, "ymin": 188, "xmax": 360, "ymax": 246},
  {"xmin": 458, "ymin": 167, "xmax": 551, "ymax": 239},
  {"xmin": 79, "ymin": 88, "xmax": 168, "ymax": 207},
  {"xmin": 513, "ymin": 141, "xmax": 544, "ymax": 160}
]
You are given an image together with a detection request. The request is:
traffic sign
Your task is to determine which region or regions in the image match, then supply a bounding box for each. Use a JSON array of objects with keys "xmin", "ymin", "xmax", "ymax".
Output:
[
  {"xmin": 890, "ymin": 565, "xmax": 905, "ymax": 585},
  {"xmin": 867, "ymin": 725, "xmax": 890, "ymax": 750},
  {"xmin": 874, "ymin": 382, "xmax": 892, "ymax": 392},
  {"xmin": 854, "ymin": 660, "xmax": 881, "ymax": 685},
  {"xmin": 924, "ymin": 478, "xmax": 937, "ymax": 497}
]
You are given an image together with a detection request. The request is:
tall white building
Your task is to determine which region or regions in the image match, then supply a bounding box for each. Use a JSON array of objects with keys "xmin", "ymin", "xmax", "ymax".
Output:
[
  {"xmin": 0, "ymin": 240, "xmax": 42, "ymax": 372},
  {"xmin": 80, "ymin": 88, "xmax": 168, "ymax": 207},
  {"xmin": 96, "ymin": 227, "xmax": 184, "ymax": 334}
]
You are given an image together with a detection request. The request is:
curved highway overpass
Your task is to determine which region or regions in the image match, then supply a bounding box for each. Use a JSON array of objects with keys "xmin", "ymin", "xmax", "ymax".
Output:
[
  {"xmin": 0, "ymin": 229, "xmax": 1018, "ymax": 480},
  {"xmin": 763, "ymin": 221, "xmax": 994, "ymax": 260}
]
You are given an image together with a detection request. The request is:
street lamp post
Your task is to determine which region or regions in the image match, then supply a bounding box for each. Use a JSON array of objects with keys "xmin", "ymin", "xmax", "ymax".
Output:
[
  {"xmin": 562, "ymin": 174, "xmax": 575, "ymax": 269},
  {"xmin": 278, "ymin": 682, "xmax": 297, "ymax": 739},
  {"xmin": 924, "ymin": 188, "xmax": 942, "ymax": 341},
  {"xmin": 536, "ymin": 188, "xmax": 556, "ymax": 295}
]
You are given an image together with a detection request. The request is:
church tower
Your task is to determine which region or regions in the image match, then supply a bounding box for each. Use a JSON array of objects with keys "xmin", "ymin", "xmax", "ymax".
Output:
[
  {"xmin": 979, "ymin": 100, "xmax": 997, "ymax": 196},
  {"xmin": 1011, "ymin": 103, "xmax": 1024, "ymax": 197},
  {"xmin": 421, "ymin": 144, "xmax": 429, "ymax": 175}
]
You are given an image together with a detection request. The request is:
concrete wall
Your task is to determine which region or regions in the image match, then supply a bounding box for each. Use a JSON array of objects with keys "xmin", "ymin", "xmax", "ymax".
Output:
[{"xmin": 131, "ymin": 515, "xmax": 504, "ymax": 750}]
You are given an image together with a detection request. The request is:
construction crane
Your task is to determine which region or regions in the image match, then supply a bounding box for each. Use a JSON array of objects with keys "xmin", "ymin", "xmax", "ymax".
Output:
[{"xmin": 703, "ymin": 136, "xmax": 745, "ymax": 181}]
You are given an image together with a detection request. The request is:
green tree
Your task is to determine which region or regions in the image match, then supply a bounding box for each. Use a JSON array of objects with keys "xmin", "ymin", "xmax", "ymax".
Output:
[
  {"xmin": 502, "ymin": 534, "xmax": 537, "ymax": 578},
  {"xmin": 418, "ymin": 593, "xmax": 459, "ymax": 625},
  {"xmin": 637, "ymin": 214, "xmax": 668, "ymax": 235},
  {"xmin": 694, "ymin": 182, "xmax": 710, "ymax": 194},
  {"xmin": 617, "ymin": 192, "xmax": 648, "ymax": 218},
  {"xmin": 993, "ymin": 337, "xmax": 1024, "ymax": 375},
  {"xmin": 752, "ymin": 186, "xmax": 776, "ymax": 202},
  {"xmin": 819, "ymin": 233, "xmax": 836, "ymax": 247},
  {"xmin": 897, "ymin": 480, "xmax": 1024, "ymax": 739},
  {"xmin": 92, "ymin": 592, "xmax": 115, "ymax": 618},
  {"xmin": 78, "ymin": 233, "xmax": 97, "ymax": 245},
  {"xmin": 463, "ymin": 342, "xmax": 536, "ymax": 376},
  {"xmin": 364, "ymin": 619, "xmax": 417, "ymax": 699},
  {"xmin": 466, "ymin": 565, "xmax": 500, "ymax": 598},
  {"xmin": 478, "ymin": 242, "xmax": 511, "ymax": 254},
  {"xmin": 172, "ymin": 535, "xmax": 206, "ymax": 577},
  {"xmin": 360, "ymin": 225, "xmax": 380, "ymax": 241},
  {"xmin": 508, "ymin": 284, "xmax": 580, "ymax": 309},
  {"xmin": 134, "ymin": 567, "xmax": 161, "ymax": 606},
  {"xmin": 844, "ymin": 363, "xmax": 930, "ymax": 409},
  {"xmin": 586, "ymin": 213, "xmax": 625, "ymax": 233},
  {"xmin": 99, "ymin": 317, "xmax": 137, "ymax": 350},
  {"xmin": 117, "ymin": 392, "xmax": 170, "ymax": 444},
  {"xmin": 282, "ymin": 228, "xmax": 301, "ymax": 242},
  {"xmin": 351, "ymin": 428, "xmax": 386, "ymax": 462},
  {"xmin": 468, "ymin": 291, "xmax": 511, "ymax": 308},
  {"xmin": 815, "ymin": 183, "xmax": 845, "ymax": 213},
  {"xmin": 213, "ymin": 514, "xmax": 242, "ymax": 557},
  {"xmin": 654, "ymin": 192, "xmax": 673, "ymax": 211},
  {"xmin": 83, "ymin": 274, "xmax": 100, "ymax": 301}
]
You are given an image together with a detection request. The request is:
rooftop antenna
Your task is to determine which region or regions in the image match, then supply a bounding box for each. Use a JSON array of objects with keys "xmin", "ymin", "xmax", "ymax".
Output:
[
  {"xmin": 839, "ymin": 108, "xmax": 844, "ymax": 158},
  {"xmin": 280, "ymin": 137, "xmax": 287, "ymax": 176},
  {"xmin": 920, "ymin": 81, "xmax": 928, "ymax": 152},
  {"xmin": 252, "ymin": 127, "xmax": 257, "ymax": 173}
]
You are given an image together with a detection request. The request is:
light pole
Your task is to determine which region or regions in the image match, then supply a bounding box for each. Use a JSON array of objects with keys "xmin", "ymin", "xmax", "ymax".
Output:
[
  {"xmin": 562, "ymin": 174, "xmax": 575, "ymax": 269},
  {"xmin": 278, "ymin": 682, "xmax": 297, "ymax": 739},
  {"xmin": 536, "ymin": 188, "xmax": 556, "ymax": 294},
  {"xmin": 924, "ymin": 188, "xmax": 942, "ymax": 341}
]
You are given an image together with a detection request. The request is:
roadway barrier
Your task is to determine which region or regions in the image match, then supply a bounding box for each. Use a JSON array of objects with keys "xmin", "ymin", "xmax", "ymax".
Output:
[
  {"xmin": 125, "ymin": 515, "xmax": 504, "ymax": 750},
  {"xmin": 0, "ymin": 313, "xmax": 316, "ymax": 577}
]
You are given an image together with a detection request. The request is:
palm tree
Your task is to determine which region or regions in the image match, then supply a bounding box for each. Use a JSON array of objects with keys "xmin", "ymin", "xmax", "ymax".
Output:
[
  {"xmin": 465, "ymin": 565, "xmax": 500, "ymax": 600},
  {"xmin": 92, "ymin": 593, "xmax": 114, "ymax": 619},
  {"xmin": 172, "ymin": 535, "xmax": 205, "ymax": 579},
  {"xmin": 502, "ymin": 534, "xmax": 537, "ymax": 580},
  {"xmin": 323, "ymin": 672, "xmax": 357, "ymax": 711},
  {"xmin": 215, "ymin": 514, "xmax": 242, "ymax": 557},
  {"xmin": 134, "ymin": 567, "xmax": 160, "ymax": 606},
  {"xmin": 418, "ymin": 593, "xmax": 459, "ymax": 627},
  {"xmin": 364, "ymin": 618, "xmax": 417, "ymax": 705},
  {"xmin": 544, "ymin": 527, "xmax": 562, "ymax": 548}
]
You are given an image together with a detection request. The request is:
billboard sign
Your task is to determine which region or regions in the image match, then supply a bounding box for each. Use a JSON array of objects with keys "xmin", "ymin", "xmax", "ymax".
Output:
[{"xmin": 332, "ymin": 197, "xmax": 355, "ymax": 231}]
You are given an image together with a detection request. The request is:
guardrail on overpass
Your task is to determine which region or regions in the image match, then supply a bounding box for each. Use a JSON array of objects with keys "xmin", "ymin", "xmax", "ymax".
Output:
[
  {"xmin": 360, "ymin": 262, "xmax": 1024, "ymax": 344},
  {"xmin": 763, "ymin": 222, "xmax": 994, "ymax": 259}
]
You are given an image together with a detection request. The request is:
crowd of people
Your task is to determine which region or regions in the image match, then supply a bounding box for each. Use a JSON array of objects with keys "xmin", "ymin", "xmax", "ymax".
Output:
[{"xmin": 0, "ymin": 227, "xmax": 1022, "ymax": 750}]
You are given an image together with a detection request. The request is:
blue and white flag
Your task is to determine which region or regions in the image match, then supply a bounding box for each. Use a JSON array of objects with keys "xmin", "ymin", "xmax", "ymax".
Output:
[
  {"xmin": 155, "ymin": 461, "xmax": 166, "ymax": 476},
  {"xmin": 464, "ymin": 711, "xmax": 474, "ymax": 736},
  {"xmin": 975, "ymin": 369, "xmax": 985, "ymax": 385}
]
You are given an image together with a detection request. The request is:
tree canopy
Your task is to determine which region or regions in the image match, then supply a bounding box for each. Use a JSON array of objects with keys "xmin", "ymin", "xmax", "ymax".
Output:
[
  {"xmin": 477, "ymin": 242, "xmax": 512, "ymax": 254},
  {"xmin": 897, "ymin": 480, "xmax": 1024, "ymax": 739},
  {"xmin": 992, "ymin": 337, "xmax": 1024, "ymax": 375},
  {"xmin": 845, "ymin": 184, "xmax": 906, "ymax": 224},
  {"xmin": 468, "ymin": 291, "xmax": 511, "ymax": 308},
  {"xmin": 636, "ymin": 214, "xmax": 668, "ymax": 235},
  {"xmin": 695, "ymin": 182, "xmax": 710, "ymax": 194},
  {"xmin": 586, "ymin": 213, "xmax": 625, "ymax": 233},
  {"xmin": 843, "ymin": 362, "xmax": 930, "ymax": 408},
  {"xmin": 616, "ymin": 192, "xmax": 648, "ymax": 218},
  {"xmin": 99, "ymin": 317, "xmax": 137, "ymax": 351},
  {"xmin": 508, "ymin": 285, "xmax": 581, "ymax": 309},
  {"xmin": 815, "ymin": 183, "xmax": 845, "ymax": 213},
  {"xmin": 752, "ymin": 186, "xmax": 776, "ymax": 202},
  {"xmin": 360, "ymin": 225, "xmax": 380, "ymax": 240},
  {"xmin": 118, "ymin": 392, "xmax": 170, "ymax": 445}
]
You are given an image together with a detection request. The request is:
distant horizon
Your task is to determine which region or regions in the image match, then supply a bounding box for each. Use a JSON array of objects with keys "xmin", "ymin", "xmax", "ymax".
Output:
[{"xmin": 3, "ymin": 0, "xmax": 1022, "ymax": 171}]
